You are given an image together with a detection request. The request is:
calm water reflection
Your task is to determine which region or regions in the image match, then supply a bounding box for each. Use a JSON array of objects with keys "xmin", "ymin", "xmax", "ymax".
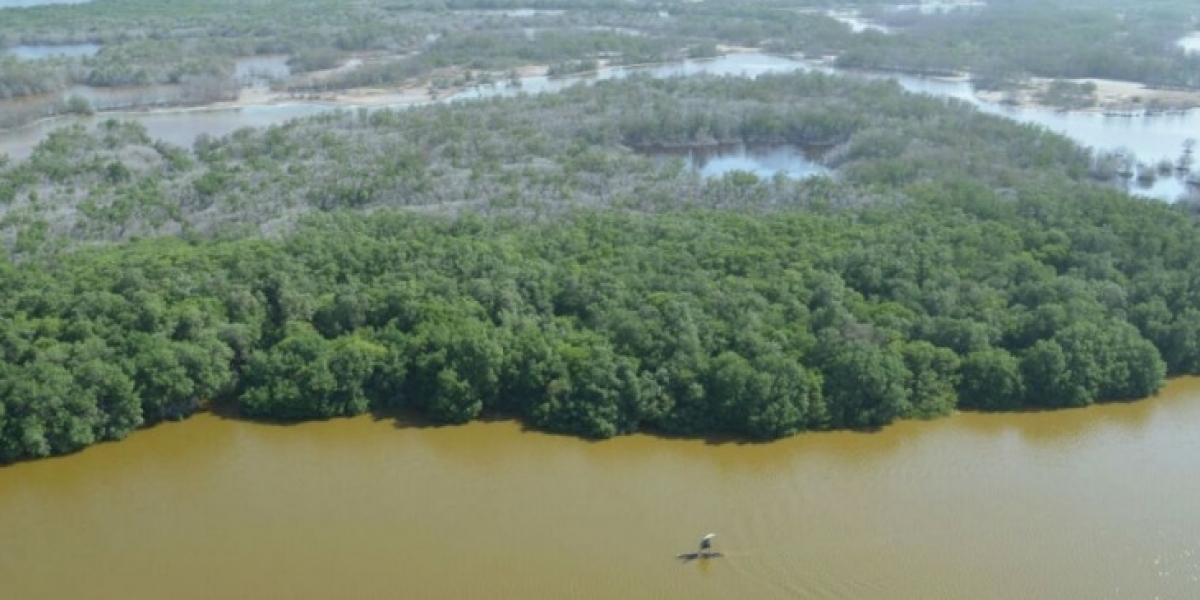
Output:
[
  {"xmin": 4, "ymin": 43, "xmax": 100, "ymax": 59},
  {"xmin": 649, "ymin": 143, "xmax": 829, "ymax": 180},
  {"xmin": 1179, "ymin": 32, "xmax": 1200, "ymax": 55},
  {"xmin": 2, "ymin": 379, "xmax": 1199, "ymax": 599},
  {"xmin": 863, "ymin": 70, "xmax": 1199, "ymax": 164},
  {"xmin": 0, "ymin": 104, "xmax": 340, "ymax": 159}
]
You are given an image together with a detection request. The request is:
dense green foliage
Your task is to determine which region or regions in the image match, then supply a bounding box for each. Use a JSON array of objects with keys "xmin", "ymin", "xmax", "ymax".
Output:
[
  {"xmin": 1, "ymin": 173, "xmax": 1192, "ymax": 463},
  {"xmin": 2, "ymin": 0, "xmax": 1199, "ymax": 461},
  {"xmin": 1, "ymin": 68, "xmax": 1198, "ymax": 462}
]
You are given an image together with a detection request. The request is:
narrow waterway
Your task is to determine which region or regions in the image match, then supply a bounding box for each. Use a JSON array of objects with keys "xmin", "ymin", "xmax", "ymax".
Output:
[{"xmin": 3, "ymin": 43, "xmax": 100, "ymax": 59}]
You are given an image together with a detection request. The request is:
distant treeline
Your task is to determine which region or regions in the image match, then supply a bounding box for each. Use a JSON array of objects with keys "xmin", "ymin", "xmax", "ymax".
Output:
[
  {"xmin": 1, "ymin": 68, "xmax": 1198, "ymax": 462},
  {"xmin": 2, "ymin": 0, "xmax": 1196, "ymax": 109},
  {"xmin": 831, "ymin": 1, "xmax": 1200, "ymax": 89}
]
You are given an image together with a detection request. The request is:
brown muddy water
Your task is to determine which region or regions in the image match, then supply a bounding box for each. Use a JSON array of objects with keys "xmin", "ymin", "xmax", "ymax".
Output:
[{"xmin": 2, "ymin": 379, "xmax": 1200, "ymax": 599}]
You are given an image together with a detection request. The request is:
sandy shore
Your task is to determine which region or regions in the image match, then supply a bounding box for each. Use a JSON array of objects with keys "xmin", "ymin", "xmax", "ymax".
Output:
[
  {"xmin": 5, "ymin": 51, "xmax": 1197, "ymax": 137},
  {"xmin": 214, "ymin": 61, "xmax": 554, "ymax": 110},
  {"xmin": 222, "ymin": 85, "xmax": 434, "ymax": 109},
  {"xmin": 76, "ymin": 68, "xmax": 1200, "ymax": 120},
  {"xmin": 976, "ymin": 76, "xmax": 1200, "ymax": 113}
]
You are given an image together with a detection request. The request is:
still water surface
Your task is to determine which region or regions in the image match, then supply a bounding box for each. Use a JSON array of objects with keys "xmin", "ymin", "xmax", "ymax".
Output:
[
  {"xmin": 4, "ymin": 43, "xmax": 100, "ymax": 59},
  {"xmin": 0, "ymin": 0, "xmax": 90, "ymax": 6},
  {"xmin": 1179, "ymin": 32, "xmax": 1200, "ymax": 55},
  {"xmin": 649, "ymin": 143, "xmax": 829, "ymax": 180},
  {"xmin": 2, "ymin": 379, "xmax": 1199, "ymax": 600}
]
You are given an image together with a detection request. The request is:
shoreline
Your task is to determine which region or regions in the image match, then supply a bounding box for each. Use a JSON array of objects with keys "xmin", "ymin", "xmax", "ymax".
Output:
[
  {"xmin": 974, "ymin": 76, "xmax": 1200, "ymax": 114},
  {"xmin": 3, "ymin": 54, "xmax": 1199, "ymax": 141},
  {"xmin": 0, "ymin": 64, "xmax": 553, "ymax": 137}
]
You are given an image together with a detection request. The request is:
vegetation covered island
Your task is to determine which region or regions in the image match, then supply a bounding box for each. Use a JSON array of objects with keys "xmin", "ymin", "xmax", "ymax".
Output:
[{"xmin": 1, "ymin": 0, "xmax": 1200, "ymax": 463}]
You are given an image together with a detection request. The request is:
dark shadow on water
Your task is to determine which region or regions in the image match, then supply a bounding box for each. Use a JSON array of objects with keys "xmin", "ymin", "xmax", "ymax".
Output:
[
  {"xmin": 637, "ymin": 421, "xmax": 889, "ymax": 448},
  {"xmin": 639, "ymin": 141, "xmax": 831, "ymax": 181},
  {"xmin": 202, "ymin": 383, "xmax": 1176, "ymax": 449},
  {"xmin": 676, "ymin": 551, "xmax": 723, "ymax": 563},
  {"xmin": 206, "ymin": 397, "xmax": 309, "ymax": 428},
  {"xmin": 206, "ymin": 398, "xmax": 452, "ymax": 430},
  {"xmin": 380, "ymin": 407, "xmax": 522, "ymax": 431},
  {"xmin": 955, "ymin": 390, "xmax": 1162, "ymax": 417},
  {"xmin": 952, "ymin": 389, "xmax": 1178, "ymax": 446},
  {"xmin": 637, "ymin": 426, "xmax": 781, "ymax": 447},
  {"xmin": 177, "ymin": 398, "xmax": 789, "ymax": 443},
  {"xmin": 504, "ymin": 419, "xmax": 816, "ymax": 447}
]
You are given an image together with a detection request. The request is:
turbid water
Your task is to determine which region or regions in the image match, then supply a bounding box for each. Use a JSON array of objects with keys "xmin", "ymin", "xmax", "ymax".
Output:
[{"xmin": 3, "ymin": 378, "xmax": 1199, "ymax": 600}]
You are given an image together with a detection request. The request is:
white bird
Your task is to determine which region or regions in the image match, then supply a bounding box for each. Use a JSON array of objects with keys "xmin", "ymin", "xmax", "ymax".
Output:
[{"xmin": 699, "ymin": 533, "xmax": 716, "ymax": 551}]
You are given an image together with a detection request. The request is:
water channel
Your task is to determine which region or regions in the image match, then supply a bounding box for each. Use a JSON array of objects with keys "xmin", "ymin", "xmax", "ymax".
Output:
[
  {"xmin": 1, "ymin": 52, "xmax": 1196, "ymax": 199},
  {"xmin": 2, "ymin": 378, "xmax": 1199, "ymax": 600},
  {"xmin": 3, "ymin": 43, "xmax": 100, "ymax": 59}
]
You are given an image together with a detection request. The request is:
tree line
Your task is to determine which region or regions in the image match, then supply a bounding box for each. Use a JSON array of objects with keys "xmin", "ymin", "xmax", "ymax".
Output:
[
  {"xmin": 1, "ymin": 66, "xmax": 1199, "ymax": 461},
  {"xmin": 0, "ymin": 179, "xmax": 1190, "ymax": 463}
]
